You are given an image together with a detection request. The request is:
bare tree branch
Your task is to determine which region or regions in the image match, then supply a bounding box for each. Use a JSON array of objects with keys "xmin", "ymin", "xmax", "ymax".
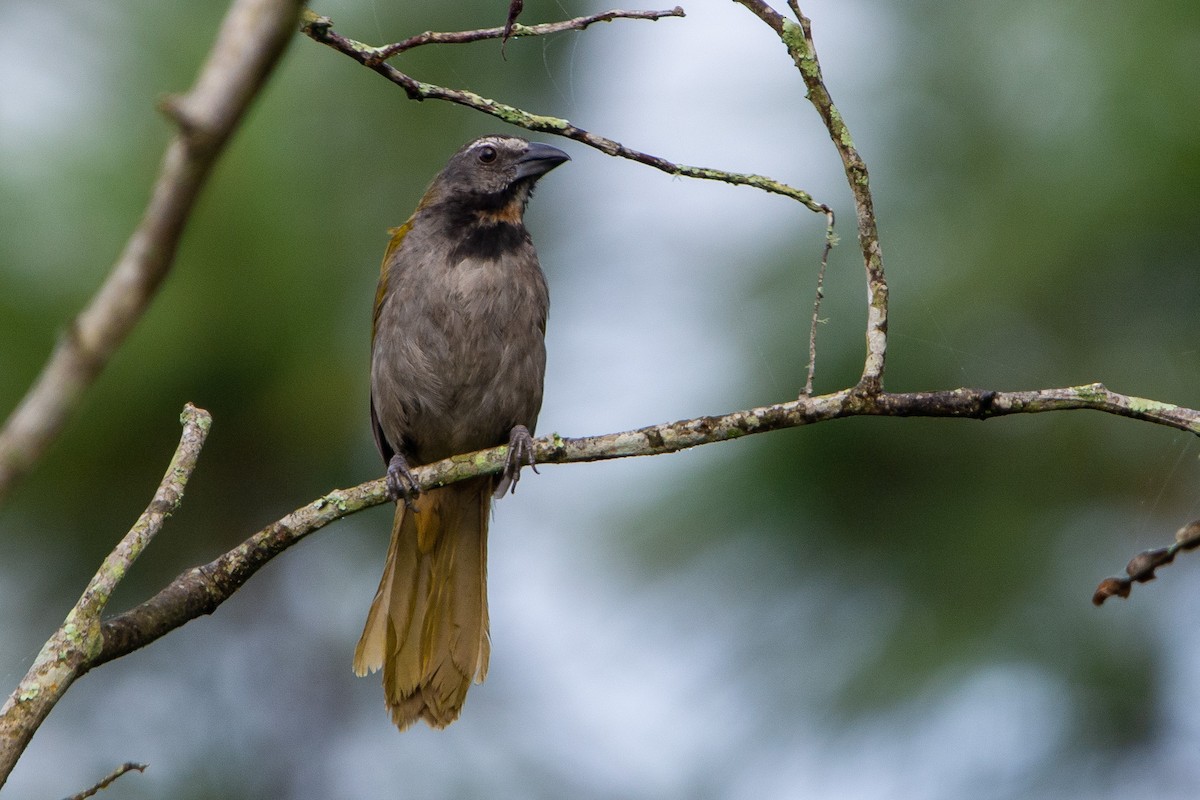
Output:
[
  {"xmin": 299, "ymin": 11, "xmax": 832, "ymax": 216},
  {"xmin": 502, "ymin": 0, "xmax": 525, "ymax": 53},
  {"xmin": 64, "ymin": 762, "xmax": 148, "ymax": 800},
  {"xmin": 82, "ymin": 384, "xmax": 1200, "ymax": 671},
  {"xmin": 804, "ymin": 210, "xmax": 837, "ymax": 396},
  {"xmin": 734, "ymin": 0, "xmax": 889, "ymax": 393},
  {"xmin": 300, "ymin": 8, "xmax": 841, "ymax": 397},
  {"xmin": 0, "ymin": 406, "xmax": 211, "ymax": 786},
  {"xmin": 360, "ymin": 6, "xmax": 685, "ymax": 63},
  {"xmin": 4, "ymin": 1, "xmax": 1195, "ymax": 788},
  {"xmin": 0, "ymin": 0, "xmax": 306, "ymax": 506}
]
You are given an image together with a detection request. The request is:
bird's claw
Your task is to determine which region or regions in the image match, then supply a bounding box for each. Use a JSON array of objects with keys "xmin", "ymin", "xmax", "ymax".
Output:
[
  {"xmin": 495, "ymin": 425, "xmax": 538, "ymax": 498},
  {"xmin": 386, "ymin": 454, "xmax": 421, "ymax": 510}
]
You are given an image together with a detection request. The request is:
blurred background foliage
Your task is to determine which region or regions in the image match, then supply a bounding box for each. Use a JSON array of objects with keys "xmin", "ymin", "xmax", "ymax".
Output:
[{"xmin": 2, "ymin": 0, "xmax": 1198, "ymax": 797}]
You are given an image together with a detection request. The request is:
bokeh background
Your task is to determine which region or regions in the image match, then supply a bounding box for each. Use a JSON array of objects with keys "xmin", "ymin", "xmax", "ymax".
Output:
[{"xmin": 3, "ymin": 0, "xmax": 1199, "ymax": 797}]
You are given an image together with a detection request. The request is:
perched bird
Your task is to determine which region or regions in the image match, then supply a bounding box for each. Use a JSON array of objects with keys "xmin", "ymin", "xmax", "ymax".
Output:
[{"xmin": 355, "ymin": 135, "xmax": 569, "ymax": 729}]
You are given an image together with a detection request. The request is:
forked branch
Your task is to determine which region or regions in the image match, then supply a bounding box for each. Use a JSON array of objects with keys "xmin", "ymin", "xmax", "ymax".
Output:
[
  {"xmin": 733, "ymin": 0, "xmax": 888, "ymax": 393},
  {"xmin": 0, "ymin": 0, "xmax": 305, "ymax": 506},
  {"xmin": 360, "ymin": 6, "xmax": 685, "ymax": 63},
  {"xmin": 4, "ymin": 3, "xmax": 1195, "ymax": 789},
  {"xmin": 0, "ymin": 406, "xmax": 211, "ymax": 785},
  {"xmin": 300, "ymin": 10, "xmax": 832, "ymax": 215},
  {"xmin": 71, "ymin": 383, "xmax": 1200, "ymax": 674}
]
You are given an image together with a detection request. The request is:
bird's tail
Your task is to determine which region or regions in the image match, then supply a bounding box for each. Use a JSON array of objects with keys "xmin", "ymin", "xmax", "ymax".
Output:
[{"xmin": 353, "ymin": 478, "xmax": 491, "ymax": 730}]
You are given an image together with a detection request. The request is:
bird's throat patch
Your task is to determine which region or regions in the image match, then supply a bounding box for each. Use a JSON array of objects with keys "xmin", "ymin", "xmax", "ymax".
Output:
[
  {"xmin": 472, "ymin": 201, "xmax": 524, "ymax": 227},
  {"xmin": 450, "ymin": 219, "xmax": 529, "ymax": 262}
]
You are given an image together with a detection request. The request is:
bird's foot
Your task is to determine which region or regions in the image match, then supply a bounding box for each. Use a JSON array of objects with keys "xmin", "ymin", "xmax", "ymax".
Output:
[
  {"xmin": 494, "ymin": 425, "xmax": 538, "ymax": 498},
  {"xmin": 386, "ymin": 454, "xmax": 421, "ymax": 510}
]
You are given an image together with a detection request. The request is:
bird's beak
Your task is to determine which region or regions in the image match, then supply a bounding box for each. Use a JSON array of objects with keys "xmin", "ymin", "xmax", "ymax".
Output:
[{"xmin": 515, "ymin": 142, "xmax": 570, "ymax": 180}]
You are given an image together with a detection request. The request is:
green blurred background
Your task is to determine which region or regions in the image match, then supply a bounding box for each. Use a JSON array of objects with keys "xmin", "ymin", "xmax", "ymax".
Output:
[{"xmin": 2, "ymin": 0, "xmax": 1198, "ymax": 797}]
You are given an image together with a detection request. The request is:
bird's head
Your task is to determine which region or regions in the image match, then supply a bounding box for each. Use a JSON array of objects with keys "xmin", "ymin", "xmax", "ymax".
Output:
[{"xmin": 423, "ymin": 135, "xmax": 570, "ymax": 222}]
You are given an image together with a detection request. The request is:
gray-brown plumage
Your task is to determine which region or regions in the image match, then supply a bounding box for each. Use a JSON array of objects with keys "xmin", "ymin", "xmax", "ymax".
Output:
[{"xmin": 356, "ymin": 135, "xmax": 568, "ymax": 730}]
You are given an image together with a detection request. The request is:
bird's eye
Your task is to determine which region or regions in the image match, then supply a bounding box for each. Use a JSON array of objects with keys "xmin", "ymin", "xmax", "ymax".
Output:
[{"xmin": 477, "ymin": 145, "xmax": 498, "ymax": 164}]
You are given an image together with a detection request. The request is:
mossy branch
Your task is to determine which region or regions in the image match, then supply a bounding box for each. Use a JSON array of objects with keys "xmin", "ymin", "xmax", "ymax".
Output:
[
  {"xmin": 5, "ymin": 384, "xmax": 1197, "ymax": 782},
  {"xmin": 358, "ymin": 6, "xmax": 686, "ymax": 63},
  {"xmin": 79, "ymin": 382, "xmax": 1200, "ymax": 673},
  {"xmin": 0, "ymin": 405, "xmax": 211, "ymax": 786},
  {"xmin": 3, "ymin": 3, "xmax": 1194, "ymax": 789},
  {"xmin": 734, "ymin": 0, "xmax": 889, "ymax": 394},
  {"xmin": 299, "ymin": 10, "xmax": 832, "ymax": 216},
  {"xmin": 300, "ymin": 6, "xmax": 840, "ymax": 396}
]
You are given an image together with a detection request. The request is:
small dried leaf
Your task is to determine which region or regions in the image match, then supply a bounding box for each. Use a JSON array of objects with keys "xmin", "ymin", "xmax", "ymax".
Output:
[
  {"xmin": 1126, "ymin": 547, "xmax": 1174, "ymax": 582},
  {"xmin": 501, "ymin": 0, "xmax": 524, "ymax": 53},
  {"xmin": 1092, "ymin": 577, "xmax": 1131, "ymax": 606},
  {"xmin": 1175, "ymin": 520, "xmax": 1200, "ymax": 550}
]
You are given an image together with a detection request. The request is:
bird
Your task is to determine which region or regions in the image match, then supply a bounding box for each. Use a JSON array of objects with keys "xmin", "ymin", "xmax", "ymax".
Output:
[{"xmin": 355, "ymin": 134, "xmax": 569, "ymax": 730}]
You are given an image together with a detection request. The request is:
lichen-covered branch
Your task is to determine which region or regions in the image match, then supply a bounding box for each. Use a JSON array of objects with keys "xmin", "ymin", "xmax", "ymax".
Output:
[
  {"xmin": 804, "ymin": 209, "xmax": 836, "ymax": 396},
  {"xmin": 0, "ymin": 0, "xmax": 305, "ymax": 506},
  {"xmin": 300, "ymin": 7, "xmax": 839, "ymax": 395},
  {"xmin": 2, "ymin": 6, "xmax": 1192, "ymax": 787},
  {"xmin": 733, "ymin": 0, "xmax": 889, "ymax": 394},
  {"xmin": 5, "ymin": 382, "xmax": 1195, "ymax": 783},
  {"xmin": 65, "ymin": 762, "xmax": 148, "ymax": 800},
  {"xmin": 0, "ymin": 405, "xmax": 211, "ymax": 787},
  {"xmin": 84, "ymin": 383, "xmax": 1200, "ymax": 673},
  {"xmin": 299, "ymin": 11, "xmax": 831, "ymax": 215},
  {"xmin": 93, "ymin": 472, "xmax": 386, "ymax": 668},
  {"xmin": 360, "ymin": 6, "xmax": 685, "ymax": 63}
]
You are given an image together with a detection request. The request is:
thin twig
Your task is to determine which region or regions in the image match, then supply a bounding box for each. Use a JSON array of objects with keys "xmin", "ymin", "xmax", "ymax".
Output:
[
  {"xmin": 361, "ymin": 6, "xmax": 685, "ymax": 63},
  {"xmin": 301, "ymin": 9, "xmax": 838, "ymax": 390},
  {"xmin": 502, "ymin": 0, "xmax": 525, "ymax": 55},
  {"xmin": 1093, "ymin": 520, "xmax": 1200, "ymax": 605},
  {"xmin": 803, "ymin": 209, "xmax": 836, "ymax": 396},
  {"xmin": 0, "ymin": 406, "xmax": 211, "ymax": 787},
  {"xmin": 733, "ymin": 0, "xmax": 889, "ymax": 394},
  {"xmin": 0, "ymin": 0, "xmax": 305, "ymax": 506},
  {"xmin": 300, "ymin": 12, "xmax": 831, "ymax": 215},
  {"xmin": 304, "ymin": 9, "xmax": 842, "ymax": 404},
  {"xmin": 85, "ymin": 384, "xmax": 1200, "ymax": 669},
  {"xmin": 63, "ymin": 762, "xmax": 148, "ymax": 800}
]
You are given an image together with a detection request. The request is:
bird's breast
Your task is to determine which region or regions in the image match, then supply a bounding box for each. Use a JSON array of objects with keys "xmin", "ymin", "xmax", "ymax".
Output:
[{"xmin": 371, "ymin": 240, "xmax": 549, "ymax": 463}]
